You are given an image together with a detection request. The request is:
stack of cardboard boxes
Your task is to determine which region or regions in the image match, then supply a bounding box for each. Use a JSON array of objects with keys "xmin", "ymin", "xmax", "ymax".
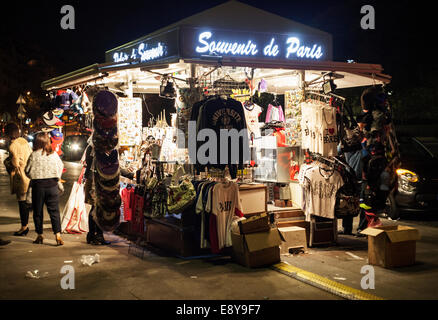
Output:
[{"xmin": 231, "ymin": 213, "xmax": 282, "ymax": 268}]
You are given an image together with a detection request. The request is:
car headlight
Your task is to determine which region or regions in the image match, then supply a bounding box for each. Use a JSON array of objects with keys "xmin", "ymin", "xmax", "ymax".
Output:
[
  {"xmin": 0, "ymin": 139, "xmax": 5, "ymax": 144},
  {"xmin": 71, "ymin": 143, "xmax": 80, "ymax": 151},
  {"xmin": 396, "ymin": 169, "xmax": 419, "ymax": 193},
  {"xmin": 396, "ymin": 169, "xmax": 419, "ymax": 183}
]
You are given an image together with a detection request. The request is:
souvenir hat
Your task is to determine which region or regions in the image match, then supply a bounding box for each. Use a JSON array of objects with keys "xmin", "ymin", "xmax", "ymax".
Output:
[
  {"xmin": 50, "ymin": 128, "xmax": 63, "ymax": 139},
  {"xmin": 52, "ymin": 108, "xmax": 64, "ymax": 118},
  {"xmin": 95, "ymin": 149, "xmax": 118, "ymax": 165},
  {"xmin": 95, "ymin": 206, "xmax": 120, "ymax": 231},
  {"xmin": 42, "ymin": 111, "xmax": 59, "ymax": 126},
  {"xmin": 96, "ymin": 159, "xmax": 119, "ymax": 176},
  {"xmin": 92, "ymin": 134, "xmax": 118, "ymax": 152},
  {"xmin": 96, "ymin": 163, "xmax": 120, "ymax": 180},
  {"xmin": 93, "ymin": 114, "xmax": 117, "ymax": 130},
  {"xmin": 94, "ymin": 126, "xmax": 118, "ymax": 140},
  {"xmin": 93, "ymin": 90, "xmax": 118, "ymax": 118},
  {"xmin": 95, "ymin": 175, "xmax": 120, "ymax": 192},
  {"xmin": 97, "ymin": 193, "xmax": 122, "ymax": 213},
  {"xmin": 94, "ymin": 170, "xmax": 120, "ymax": 188},
  {"xmin": 41, "ymin": 127, "xmax": 54, "ymax": 133},
  {"xmin": 95, "ymin": 180, "xmax": 120, "ymax": 200}
]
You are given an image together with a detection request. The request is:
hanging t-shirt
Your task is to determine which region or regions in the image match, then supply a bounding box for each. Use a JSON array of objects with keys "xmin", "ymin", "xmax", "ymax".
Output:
[
  {"xmin": 243, "ymin": 103, "xmax": 262, "ymax": 139},
  {"xmin": 132, "ymin": 194, "xmax": 144, "ymax": 234},
  {"xmin": 320, "ymin": 106, "xmax": 338, "ymax": 157},
  {"xmin": 121, "ymin": 187, "xmax": 134, "ymax": 221},
  {"xmin": 304, "ymin": 164, "xmax": 344, "ymax": 220},
  {"xmin": 265, "ymin": 104, "xmax": 285, "ymax": 123},
  {"xmin": 211, "ymin": 182, "xmax": 244, "ymax": 250},
  {"xmin": 197, "ymin": 97, "xmax": 249, "ymax": 171},
  {"xmin": 300, "ymin": 102, "xmax": 312, "ymax": 150},
  {"xmin": 312, "ymin": 103, "xmax": 323, "ymax": 154}
]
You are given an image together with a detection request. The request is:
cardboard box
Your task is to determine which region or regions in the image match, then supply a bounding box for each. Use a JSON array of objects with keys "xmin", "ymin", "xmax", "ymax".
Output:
[
  {"xmin": 361, "ymin": 225, "xmax": 421, "ymax": 268},
  {"xmin": 231, "ymin": 228, "xmax": 282, "ymax": 268},
  {"xmin": 278, "ymin": 227, "xmax": 307, "ymax": 254},
  {"xmin": 239, "ymin": 184, "xmax": 267, "ymax": 215},
  {"xmin": 275, "ymin": 199, "xmax": 285, "ymax": 207},
  {"xmin": 238, "ymin": 213, "xmax": 270, "ymax": 234}
]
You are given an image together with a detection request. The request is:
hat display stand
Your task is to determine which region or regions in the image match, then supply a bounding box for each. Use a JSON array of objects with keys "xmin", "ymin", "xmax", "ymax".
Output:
[{"xmin": 91, "ymin": 90, "xmax": 121, "ymax": 232}]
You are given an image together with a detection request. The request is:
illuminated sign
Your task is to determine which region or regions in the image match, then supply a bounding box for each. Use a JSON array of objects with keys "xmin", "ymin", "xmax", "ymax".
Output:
[
  {"xmin": 105, "ymin": 29, "xmax": 179, "ymax": 64},
  {"xmin": 113, "ymin": 42, "xmax": 165, "ymax": 63},
  {"xmin": 195, "ymin": 31, "xmax": 259, "ymax": 56},
  {"xmin": 194, "ymin": 31, "xmax": 323, "ymax": 60},
  {"xmin": 106, "ymin": 27, "xmax": 331, "ymax": 64},
  {"xmin": 181, "ymin": 27, "xmax": 330, "ymax": 61}
]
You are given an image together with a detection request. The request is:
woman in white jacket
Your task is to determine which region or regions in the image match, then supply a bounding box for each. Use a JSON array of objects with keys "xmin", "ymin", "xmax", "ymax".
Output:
[{"xmin": 25, "ymin": 132, "xmax": 64, "ymax": 246}]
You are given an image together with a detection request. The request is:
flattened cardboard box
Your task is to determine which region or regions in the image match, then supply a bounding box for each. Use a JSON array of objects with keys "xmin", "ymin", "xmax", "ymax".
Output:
[
  {"xmin": 361, "ymin": 225, "xmax": 420, "ymax": 268},
  {"xmin": 238, "ymin": 213, "xmax": 270, "ymax": 234},
  {"xmin": 231, "ymin": 228, "xmax": 282, "ymax": 268}
]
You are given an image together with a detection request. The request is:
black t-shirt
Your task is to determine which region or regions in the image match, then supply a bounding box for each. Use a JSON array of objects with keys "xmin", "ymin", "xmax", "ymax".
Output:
[{"xmin": 196, "ymin": 97, "xmax": 249, "ymax": 173}]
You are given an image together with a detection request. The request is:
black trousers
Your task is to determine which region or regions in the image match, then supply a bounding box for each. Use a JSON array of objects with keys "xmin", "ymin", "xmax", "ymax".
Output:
[
  {"xmin": 88, "ymin": 206, "xmax": 103, "ymax": 236},
  {"xmin": 18, "ymin": 201, "xmax": 29, "ymax": 227},
  {"xmin": 32, "ymin": 185, "xmax": 61, "ymax": 235}
]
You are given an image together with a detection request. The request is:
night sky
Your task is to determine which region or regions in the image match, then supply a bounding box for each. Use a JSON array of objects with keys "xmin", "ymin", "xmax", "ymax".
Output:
[{"xmin": 0, "ymin": 0, "xmax": 436, "ymax": 120}]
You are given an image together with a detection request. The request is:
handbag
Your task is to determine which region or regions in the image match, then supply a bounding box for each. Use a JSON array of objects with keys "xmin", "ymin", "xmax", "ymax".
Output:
[
  {"xmin": 166, "ymin": 165, "xmax": 196, "ymax": 214},
  {"xmin": 3, "ymin": 155, "xmax": 13, "ymax": 175},
  {"xmin": 151, "ymin": 181, "xmax": 167, "ymax": 218},
  {"xmin": 335, "ymin": 193, "xmax": 360, "ymax": 218}
]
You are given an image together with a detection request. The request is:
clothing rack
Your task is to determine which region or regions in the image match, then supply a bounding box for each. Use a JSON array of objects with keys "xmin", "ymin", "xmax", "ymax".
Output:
[{"xmin": 305, "ymin": 89, "xmax": 346, "ymax": 102}]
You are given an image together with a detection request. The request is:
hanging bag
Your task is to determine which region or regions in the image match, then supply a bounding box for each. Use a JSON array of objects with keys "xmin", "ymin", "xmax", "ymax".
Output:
[{"xmin": 166, "ymin": 165, "xmax": 196, "ymax": 214}]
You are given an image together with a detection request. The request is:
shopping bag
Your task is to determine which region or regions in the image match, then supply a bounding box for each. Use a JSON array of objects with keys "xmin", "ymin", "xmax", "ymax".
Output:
[{"xmin": 61, "ymin": 168, "xmax": 89, "ymax": 234}]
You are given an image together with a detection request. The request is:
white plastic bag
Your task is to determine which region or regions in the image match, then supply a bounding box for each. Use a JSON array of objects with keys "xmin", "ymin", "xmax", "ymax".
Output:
[{"xmin": 61, "ymin": 182, "xmax": 89, "ymax": 234}]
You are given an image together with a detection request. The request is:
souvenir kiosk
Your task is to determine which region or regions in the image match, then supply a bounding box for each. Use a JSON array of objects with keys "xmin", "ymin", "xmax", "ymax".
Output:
[{"xmin": 42, "ymin": 1, "xmax": 393, "ymax": 260}]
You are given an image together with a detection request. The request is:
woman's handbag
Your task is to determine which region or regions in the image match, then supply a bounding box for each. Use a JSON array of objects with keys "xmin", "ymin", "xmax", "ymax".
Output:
[{"xmin": 3, "ymin": 155, "xmax": 13, "ymax": 175}]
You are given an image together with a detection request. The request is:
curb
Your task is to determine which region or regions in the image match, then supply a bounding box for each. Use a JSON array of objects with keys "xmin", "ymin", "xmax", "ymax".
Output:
[{"xmin": 271, "ymin": 262, "xmax": 385, "ymax": 300}]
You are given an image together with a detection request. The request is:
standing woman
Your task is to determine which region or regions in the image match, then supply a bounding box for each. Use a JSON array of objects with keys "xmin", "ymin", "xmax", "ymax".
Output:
[
  {"xmin": 4, "ymin": 123, "xmax": 32, "ymax": 236},
  {"xmin": 25, "ymin": 132, "xmax": 64, "ymax": 245}
]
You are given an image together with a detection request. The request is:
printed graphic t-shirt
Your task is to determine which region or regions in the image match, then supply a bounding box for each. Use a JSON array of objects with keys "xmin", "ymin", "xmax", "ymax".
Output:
[
  {"xmin": 197, "ymin": 97, "xmax": 249, "ymax": 167},
  {"xmin": 304, "ymin": 165, "xmax": 344, "ymax": 219},
  {"xmin": 211, "ymin": 182, "xmax": 244, "ymax": 250},
  {"xmin": 243, "ymin": 103, "xmax": 263, "ymax": 139}
]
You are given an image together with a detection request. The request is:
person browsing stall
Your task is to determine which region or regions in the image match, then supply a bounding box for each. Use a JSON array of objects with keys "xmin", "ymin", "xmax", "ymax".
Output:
[
  {"xmin": 3, "ymin": 122, "xmax": 32, "ymax": 237},
  {"xmin": 25, "ymin": 132, "xmax": 65, "ymax": 246}
]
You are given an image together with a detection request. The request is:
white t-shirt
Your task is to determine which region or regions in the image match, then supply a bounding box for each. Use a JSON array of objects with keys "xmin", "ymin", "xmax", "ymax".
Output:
[
  {"xmin": 301, "ymin": 101, "xmax": 338, "ymax": 157},
  {"xmin": 211, "ymin": 182, "xmax": 244, "ymax": 249},
  {"xmin": 304, "ymin": 164, "xmax": 344, "ymax": 220},
  {"xmin": 320, "ymin": 106, "xmax": 338, "ymax": 157},
  {"xmin": 243, "ymin": 103, "xmax": 263, "ymax": 139},
  {"xmin": 300, "ymin": 102, "xmax": 312, "ymax": 150}
]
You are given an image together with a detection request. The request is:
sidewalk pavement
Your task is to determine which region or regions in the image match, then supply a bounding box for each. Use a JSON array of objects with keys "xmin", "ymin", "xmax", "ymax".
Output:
[{"xmin": 279, "ymin": 218, "xmax": 438, "ymax": 300}]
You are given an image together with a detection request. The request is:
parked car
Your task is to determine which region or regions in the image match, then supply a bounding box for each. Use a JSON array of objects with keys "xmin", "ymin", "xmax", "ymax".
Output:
[
  {"xmin": 386, "ymin": 136, "xmax": 438, "ymax": 219},
  {"xmin": 62, "ymin": 134, "xmax": 89, "ymax": 161}
]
